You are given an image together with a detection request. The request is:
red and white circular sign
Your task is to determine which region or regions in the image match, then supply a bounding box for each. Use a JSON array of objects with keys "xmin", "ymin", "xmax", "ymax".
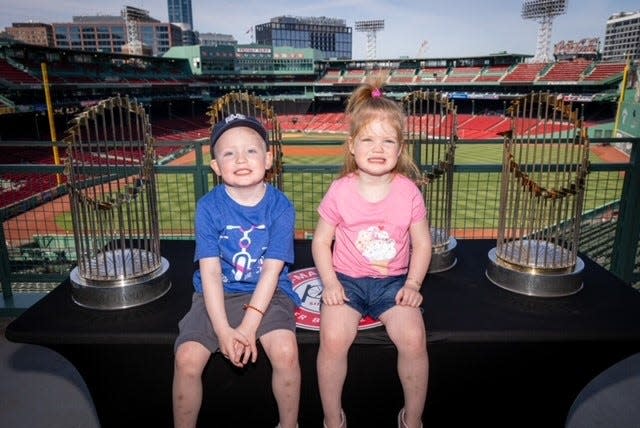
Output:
[{"xmin": 289, "ymin": 267, "xmax": 383, "ymax": 331}]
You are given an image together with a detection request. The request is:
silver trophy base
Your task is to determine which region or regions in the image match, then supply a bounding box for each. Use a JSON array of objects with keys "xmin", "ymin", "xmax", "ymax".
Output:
[
  {"xmin": 486, "ymin": 247, "xmax": 584, "ymax": 297},
  {"xmin": 70, "ymin": 256, "xmax": 171, "ymax": 310},
  {"xmin": 429, "ymin": 237, "xmax": 457, "ymax": 273}
]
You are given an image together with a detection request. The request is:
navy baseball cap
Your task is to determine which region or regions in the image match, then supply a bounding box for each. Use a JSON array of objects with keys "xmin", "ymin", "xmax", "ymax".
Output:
[{"xmin": 210, "ymin": 114, "xmax": 269, "ymax": 154}]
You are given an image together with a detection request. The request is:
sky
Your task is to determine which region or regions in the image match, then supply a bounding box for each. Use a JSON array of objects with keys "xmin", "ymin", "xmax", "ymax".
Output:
[{"xmin": 1, "ymin": 0, "xmax": 638, "ymax": 59}]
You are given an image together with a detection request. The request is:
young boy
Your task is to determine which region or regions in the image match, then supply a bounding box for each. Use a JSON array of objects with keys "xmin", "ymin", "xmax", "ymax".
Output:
[{"xmin": 172, "ymin": 114, "xmax": 301, "ymax": 428}]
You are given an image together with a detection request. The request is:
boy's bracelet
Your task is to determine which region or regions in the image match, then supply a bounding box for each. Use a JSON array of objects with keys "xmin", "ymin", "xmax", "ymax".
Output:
[{"xmin": 243, "ymin": 304, "xmax": 265, "ymax": 316}]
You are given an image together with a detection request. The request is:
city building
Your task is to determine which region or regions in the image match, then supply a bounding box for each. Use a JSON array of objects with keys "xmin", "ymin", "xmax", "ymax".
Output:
[
  {"xmin": 255, "ymin": 16, "xmax": 352, "ymax": 60},
  {"xmin": 602, "ymin": 11, "xmax": 640, "ymax": 62},
  {"xmin": 51, "ymin": 11, "xmax": 183, "ymax": 57},
  {"xmin": 168, "ymin": 0, "xmax": 193, "ymax": 29},
  {"xmin": 167, "ymin": 0, "xmax": 196, "ymax": 46},
  {"xmin": 198, "ymin": 33, "xmax": 237, "ymax": 48},
  {"xmin": 5, "ymin": 23, "xmax": 54, "ymax": 47}
]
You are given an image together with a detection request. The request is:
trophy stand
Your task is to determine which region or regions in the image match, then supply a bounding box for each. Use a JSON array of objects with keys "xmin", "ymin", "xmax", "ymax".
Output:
[
  {"xmin": 404, "ymin": 90, "xmax": 457, "ymax": 272},
  {"xmin": 64, "ymin": 95, "xmax": 170, "ymax": 309},
  {"xmin": 486, "ymin": 91, "xmax": 590, "ymax": 297}
]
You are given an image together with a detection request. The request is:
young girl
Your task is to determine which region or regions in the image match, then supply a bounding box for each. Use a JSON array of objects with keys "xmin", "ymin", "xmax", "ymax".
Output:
[{"xmin": 312, "ymin": 78, "xmax": 431, "ymax": 428}]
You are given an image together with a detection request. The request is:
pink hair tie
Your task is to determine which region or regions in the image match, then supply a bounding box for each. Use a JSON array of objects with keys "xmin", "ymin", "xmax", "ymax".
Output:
[{"xmin": 372, "ymin": 88, "xmax": 382, "ymax": 98}]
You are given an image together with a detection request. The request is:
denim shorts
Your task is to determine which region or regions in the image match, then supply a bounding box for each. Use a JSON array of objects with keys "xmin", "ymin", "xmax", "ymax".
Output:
[
  {"xmin": 174, "ymin": 289, "xmax": 296, "ymax": 354},
  {"xmin": 336, "ymin": 272, "xmax": 407, "ymax": 320}
]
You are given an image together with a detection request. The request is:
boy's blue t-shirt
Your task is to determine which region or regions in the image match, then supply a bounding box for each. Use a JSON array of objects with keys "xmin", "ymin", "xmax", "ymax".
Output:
[{"xmin": 193, "ymin": 184, "xmax": 300, "ymax": 306}]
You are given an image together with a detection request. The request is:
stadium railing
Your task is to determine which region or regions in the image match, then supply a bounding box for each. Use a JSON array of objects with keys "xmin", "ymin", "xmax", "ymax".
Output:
[{"xmin": 0, "ymin": 136, "xmax": 638, "ymax": 313}]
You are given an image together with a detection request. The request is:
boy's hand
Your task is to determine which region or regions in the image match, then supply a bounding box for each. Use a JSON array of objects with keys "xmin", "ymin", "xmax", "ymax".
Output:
[
  {"xmin": 396, "ymin": 285, "xmax": 423, "ymax": 307},
  {"xmin": 322, "ymin": 281, "xmax": 350, "ymax": 305},
  {"xmin": 218, "ymin": 327, "xmax": 250, "ymax": 368},
  {"xmin": 234, "ymin": 324, "xmax": 258, "ymax": 365}
]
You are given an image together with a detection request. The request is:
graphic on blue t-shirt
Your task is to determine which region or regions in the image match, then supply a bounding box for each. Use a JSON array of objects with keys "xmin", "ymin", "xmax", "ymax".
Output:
[{"xmin": 226, "ymin": 224, "xmax": 266, "ymax": 281}]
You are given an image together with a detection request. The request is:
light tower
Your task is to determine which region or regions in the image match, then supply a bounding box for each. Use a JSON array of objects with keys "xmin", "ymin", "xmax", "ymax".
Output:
[
  {"xmin": 521, "ymin": 0, "xmax": 568, "ymax": 62},
  {"xmin": 355, "ymin": 19, "xmax": 385, "ymax": 60}
]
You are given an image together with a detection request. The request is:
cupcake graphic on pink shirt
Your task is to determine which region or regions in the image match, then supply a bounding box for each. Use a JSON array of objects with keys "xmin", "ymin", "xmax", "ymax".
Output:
[{"xmin": 356, "ymin": 226, "xmax": 397, "ymax": 275}]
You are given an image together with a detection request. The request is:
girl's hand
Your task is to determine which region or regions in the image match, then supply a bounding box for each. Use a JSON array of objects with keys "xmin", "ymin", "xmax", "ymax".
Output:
[
  {"xmin": 396, "ymin": 285, "xmax": 423, "ymax": 307},
  {"xmin": 322, "ymin": 281, "xmax": 350, "ymax": 305}
]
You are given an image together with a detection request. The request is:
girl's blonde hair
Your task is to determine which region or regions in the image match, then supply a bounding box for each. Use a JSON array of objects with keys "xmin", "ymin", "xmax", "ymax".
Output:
[{"xmin": 341, "ymin": 76, "xmax": 421, "ymax": 181}]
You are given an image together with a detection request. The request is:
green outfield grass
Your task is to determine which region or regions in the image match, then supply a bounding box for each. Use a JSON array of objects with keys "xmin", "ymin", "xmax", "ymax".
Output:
[
  {"xmin": 284, "ymin": 155, "xmax": 340, "ymax": 165},
  {"xmin": 283, "ymin": 132, "xmax": 346, "ymax": 142}
]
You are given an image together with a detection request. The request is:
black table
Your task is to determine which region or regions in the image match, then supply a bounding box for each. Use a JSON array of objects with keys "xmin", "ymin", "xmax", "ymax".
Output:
[{"xmin": 7, "ymin": 239, "xmax": 640, "ymax": 427}]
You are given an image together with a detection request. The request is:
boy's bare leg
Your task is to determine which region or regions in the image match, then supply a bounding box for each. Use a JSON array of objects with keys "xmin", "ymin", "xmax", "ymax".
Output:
[
  {"xmin": 317, "ymin": 305, "xmax": 361, "ymax": 428},
  {"xmin": 173, "ymin": 341, "xmax": 212, "ymax": 428},
  {"xmin": 381, "ymin": 307, "xmax": 428, "ymax": 428},
  {"xmin": 261, "ymin": 329, "xmax": 301, "ymax": 428}
]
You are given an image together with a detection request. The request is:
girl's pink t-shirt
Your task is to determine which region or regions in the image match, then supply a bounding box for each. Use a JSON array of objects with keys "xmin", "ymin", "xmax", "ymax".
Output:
[{"xmin": 317, "ymin": 173, "xmax": 427, "ymax": 278}]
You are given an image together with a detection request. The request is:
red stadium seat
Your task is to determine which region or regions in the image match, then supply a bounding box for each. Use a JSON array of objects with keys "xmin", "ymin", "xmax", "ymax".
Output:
[
  {"xmin": 538, "ymin": 60, "xmax": 592, "ymax": 82},
  {"xmin": 0, "ymin": 59, "xmax": 40, "ymax": 84},
  {"xmin": 501, "ymin": 63, "xmax": 548, "ymax": 83}
]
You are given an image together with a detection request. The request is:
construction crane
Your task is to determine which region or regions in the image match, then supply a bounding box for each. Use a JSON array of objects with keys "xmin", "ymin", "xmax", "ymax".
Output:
[
  {"xmin": 417, "ymin": 40, "xmax": 429, "ymax": 57},
  {"xmin": 122, "ymin": 6, "xmax": 148, "ymax": 56}
]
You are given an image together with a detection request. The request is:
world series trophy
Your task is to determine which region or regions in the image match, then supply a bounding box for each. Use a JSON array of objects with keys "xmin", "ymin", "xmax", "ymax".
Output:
[
  {"xmin": 64, "ymin": 95, "xmax": 171, "ymax": 309},
  {"xmin": 404, "ymin": 90, "xmax": 458, "ymax": 272},
  {"xmin": 486, "ymin": 91, "xmax": 590, "ymax": 297}
]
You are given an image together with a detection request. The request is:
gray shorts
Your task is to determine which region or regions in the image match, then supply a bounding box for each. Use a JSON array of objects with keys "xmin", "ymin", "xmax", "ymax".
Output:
[{"xmin": 174, "ymin": 289, "xmax": 296, "ymax": 354}]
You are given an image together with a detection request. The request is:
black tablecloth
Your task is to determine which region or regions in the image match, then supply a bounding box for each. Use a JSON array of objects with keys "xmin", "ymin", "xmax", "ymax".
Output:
[
  {"xmin": 6, "ymin": 239, "xmax": 640, "ymax": 428},
  {"xmin": 8, "ymin": 239, "xmax": 640, "ymax": 345}
]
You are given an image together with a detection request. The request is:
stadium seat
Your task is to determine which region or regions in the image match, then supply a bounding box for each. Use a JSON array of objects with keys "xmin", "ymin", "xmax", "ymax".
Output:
[
  {"xmin": 582, "ymin": 62, "xmax": 626, "ymax": 82},
  {"xmin": 388, "ymin": 68, "xmax": 417, "ymax": 84},
  {"xmin": 475, "ymin": 65, "xmax": 510, "ymax": 82},
  {"xmin": 0, "ymin": 339, "xmax": 100, "ymax": 428},
  {"xmin": 416, "ymin": 67, "xmax": 448, "ymax": 83},
  {"xmin": 443, "ymin": 66, "xmax": 482, "ymax": 83},
  {"xmin": 340, "ymin": 68, "xmax": 367, "ymax": 85},
  {"xmin": 565, "ymin": 352, "xmax": 640, "ymax": 428},
  {"xmin": 0, "ymin": 59, "xmax": 40, "ymax": 84},
  {"xmin": 538, "ymin": 60, "xmax": 592, "ymax": 82},
  {"xmin": 501, "ymin": 63, "xmax": 547, "ymax": 83}
]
